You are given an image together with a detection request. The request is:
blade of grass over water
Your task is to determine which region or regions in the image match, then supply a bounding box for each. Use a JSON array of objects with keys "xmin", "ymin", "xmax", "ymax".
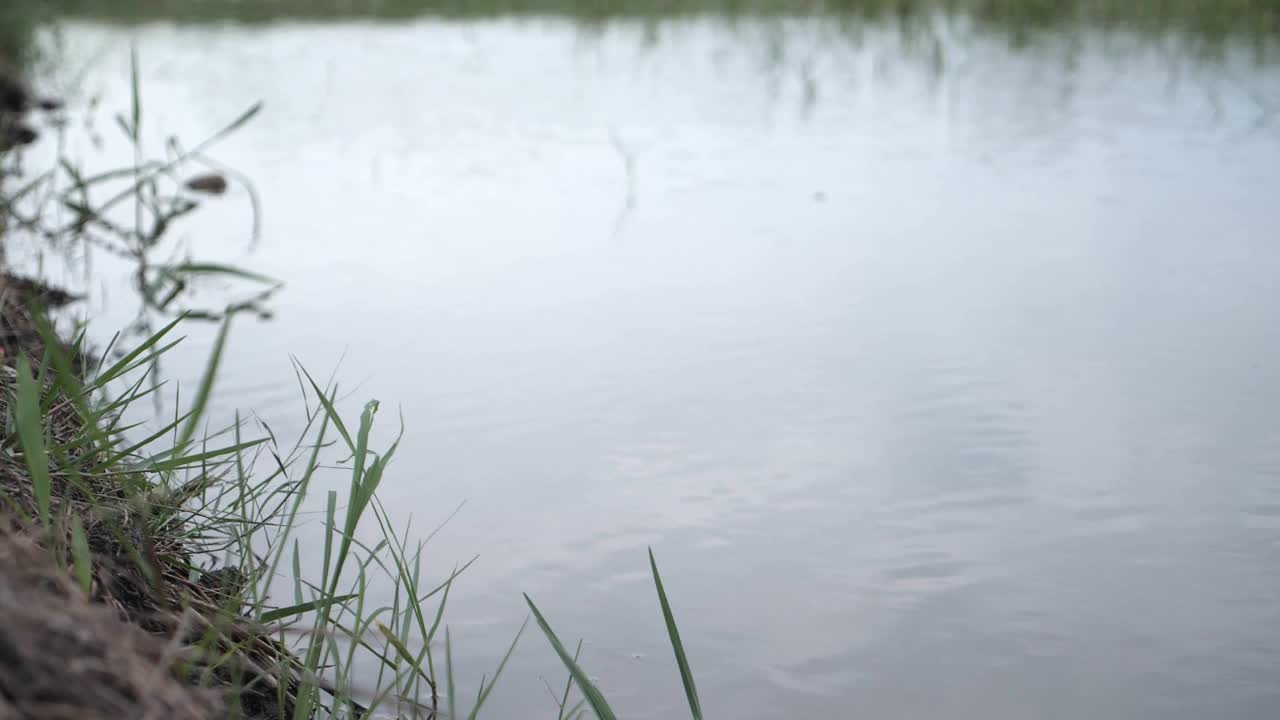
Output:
[
  {"xmin": 650, "ymin": 548, "xmax": 703, "ymax": 719},
  {"xmin": 467, "ymin": 617, "xmax": 529, "ymax": 720},
  {"xmin": 298, "ymin": 363, "xmax": 355, "ymax": 452},
  {"xmin": 129, "ymin": 46, "xmax": 141, "ymax": 142},
  {"xmin": 334, "ymin": 399, "xmax": 379, "ymax": 594},
  {"xmin": 174, "ymin": 314, "xmax": 231, "ymax": 453},
  {"xmin": 158, "ymin": 262, "xmax": 280, "ymax": 286},
  {"xmin": 556, "ymin": 639, "xmax": 585, "ymax": 720},
  {"xmin": 525, "ymin": 594, "xmax": 619, "ymax": 720},
  {"xmin": 139, "ymin": 437, "xmax": 270, "ymax": 473},
  {"xmin": 260, "ymin": 594, "xmax": 360, "ymax": 624},
  {"xmin": 91, "ymin": 316, "xmax": 185, "ymax": 390},
  {"xmin": 378, "ymin": 621, "xmax": 435, "ymax": 688},
  {"xmin": 446, "ymin": 628, "xmax": 458, "ymax": 720}
]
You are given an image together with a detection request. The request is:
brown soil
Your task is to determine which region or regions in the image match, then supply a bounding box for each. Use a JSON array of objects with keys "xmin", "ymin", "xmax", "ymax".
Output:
[{"xmin": 0, "ymin": 520, "xmax": 222, "ymax": 720}]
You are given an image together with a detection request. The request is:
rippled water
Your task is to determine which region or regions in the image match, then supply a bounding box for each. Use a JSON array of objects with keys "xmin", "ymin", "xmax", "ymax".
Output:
[{"xmin": 29, "ymin": 13, "xmax": 1280, "ymax": 718}]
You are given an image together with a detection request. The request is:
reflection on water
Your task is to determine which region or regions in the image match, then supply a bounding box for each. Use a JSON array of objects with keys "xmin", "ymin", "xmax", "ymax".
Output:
[{"xmin": 30, "ymin": 9, "xmax": 1280, "ymax": 720}]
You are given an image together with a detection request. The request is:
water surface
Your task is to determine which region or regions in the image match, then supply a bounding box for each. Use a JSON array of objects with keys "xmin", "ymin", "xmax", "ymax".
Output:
[{"xmin": 32, "ymin": 11, "xmax": 1280, "ymax": 719}]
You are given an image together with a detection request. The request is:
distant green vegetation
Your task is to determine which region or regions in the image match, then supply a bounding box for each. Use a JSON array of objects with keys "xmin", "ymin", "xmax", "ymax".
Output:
[
  {"xmin": 5, "ymin": 0, "xmax": 1278, "ymax": 70},
  {"xmin": 0, "ymin": 3, "xmax": 42, "ymax": 66},
  {"xmin": 15, "ymin": 0, "xmax": 1280, "ymax": 37}
]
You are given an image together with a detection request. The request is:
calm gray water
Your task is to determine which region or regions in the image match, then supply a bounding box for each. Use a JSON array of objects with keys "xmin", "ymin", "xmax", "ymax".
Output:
[{"xmin": 33, "ymin": 14, "xmax": 1280, "ymax": 719}]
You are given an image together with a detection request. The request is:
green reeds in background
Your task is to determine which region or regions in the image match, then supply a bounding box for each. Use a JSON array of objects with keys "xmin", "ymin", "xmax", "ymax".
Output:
[
  {"xmin": 5, "ymin": 0, "xmax": 1280, "ymax": 33},
  {"xmin": 5, "ymin": 0, "xmax": 1280, "ymax": 69}
]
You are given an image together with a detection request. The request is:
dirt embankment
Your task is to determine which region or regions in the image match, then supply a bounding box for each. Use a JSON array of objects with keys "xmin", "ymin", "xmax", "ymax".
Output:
[{"xmin": 0, "ymin": 275, "xmax": 229, "ymax": 719}]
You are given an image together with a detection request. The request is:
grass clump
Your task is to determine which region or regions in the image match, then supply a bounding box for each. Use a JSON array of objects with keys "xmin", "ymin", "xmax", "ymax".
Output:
[
  {"xmin": 0, "ymin": 276, "xmax": 470, "ymax": 718},
  {"xmin": 0, "ymin": 289, "xmax": 710, "ymax": 720}
]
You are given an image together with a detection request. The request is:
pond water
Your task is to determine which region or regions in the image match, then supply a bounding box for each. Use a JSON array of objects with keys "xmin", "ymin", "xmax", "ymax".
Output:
[{"xmin": 27, "ymin": 9, "xmax": 1280, "ymax": 719}]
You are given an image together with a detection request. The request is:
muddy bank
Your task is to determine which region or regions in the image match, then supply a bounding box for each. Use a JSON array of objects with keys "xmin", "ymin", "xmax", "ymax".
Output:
[{"xmin": 0, "ymin": 519, "xmax": 222, "ymax": 720}]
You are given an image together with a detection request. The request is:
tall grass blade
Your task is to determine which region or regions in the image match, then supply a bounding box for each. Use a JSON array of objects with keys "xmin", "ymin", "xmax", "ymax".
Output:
[
  {"xmin": 92, "ymin": 314, "xmax": 184, "ymax": 388},
  {"xmin": 139, "ymin": 437, "xmax": 268, "ymax": 473},
  {"xmin": 175, "ymin": 314, "xmax": 231, "ymax": 453},
  {"xmin": 376, "ymin": 622, "xmax": 433, "ymax": 688},
  {"xmin": 467, "ymin": 617, "xmax": 528, "ymax": 720},
  {"xmin": 524, "ymin": 595, "xmax": 617, "ymax": 720},
  {"xmin": 129, "ymin": 46, "xmax": 141, "ymax": 142},
  {"xmin": 298, "ymin": 364, "xmax": 354, "ymax": 452},
  {"xmin": 158, "ymin": 262, "xmax": 279, "ymax": 286},
  {"xmin": 424, "ymin": 565, "xmax": 455, "ymax": 646},
  {"xmin": 195, "ymin": 101, "xmax": 263, "ymax": 154},
  {"xmin": 329, "ymin": 399, "xmax": 379, "ymax": 596},
  {"xmin": 321, "ymin": 490, "xmax": 336, "ymax": 600},
  {"xmin": 260, "ymin": 594, "xmax": 358, "ymax": 624},
  {"xmin": 649, "ymin": 548, "xmax": 702, "ymax": 719},
  {"xmin": 292, "ymin": 540, "xmax": 304, "ymax": 606},
  {"xmin": 557, "ymin": 639, "xmax": 585, "ymax": 720},
  {"xmin": 14, "ymin": 357, "xmax": 52, "ymax": 527},
  {"xmin": 446, "ymin": 628, "xmax": 458, "ymax": 720}
]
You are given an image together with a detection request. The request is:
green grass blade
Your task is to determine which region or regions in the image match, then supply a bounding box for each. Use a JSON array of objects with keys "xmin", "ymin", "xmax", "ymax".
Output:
[
  {"xmin": 346, "ymin": 399, "xmax": 376, "ymax": 523},
  {"xmin": 329, "ymin": 399, "xmax": 379, "ymax": 597},
  {"xmin": 376, "ymin": 622, "xmax": 434, "ymax": 688},
  {"xmin": 467, "ymin": 617, "xmax": 528, "ymax": 720},
  {"xmin": 418, "ymin": 556, "xmax": 478, "ymax": 605},
  {"xmin": 557, "ymin": 639, "xmax": 585, "ymax": 720},
  {"xmin": 292, "ymin": 540, "xmax": 304, "ymax": 606},
  {"xmin": 297, "ymin": 363, "xmax": 354, "ymax": 452},
  {"xmin": 129, "ymin": 46, "xmax": 141, "ymax": 142},
  {"xmin": 96, "ymin": 408, "xmax": 194, "ymax": 469},
  {"xmin": 14, "ymin": 357, "xmax": 51, "ymax": 527},
  {"xmin": 423, "ymin": 564, "xmax": 455, "ymax": 646},
  {"xmin": 70, "ymin": 515, "xmax": 93, "ymax": 594},
  {"xmin": 321, "ymin": 490, "xmax": 336, "ymax": 597},
  {"xmin": 159, "ymin": 262, "xmax": 280, "ymax": 286},
  {"xmin": 446, "ymin": 628, "xmax": 458, "ymax": 720},
  {"xmin": 193, "ymin": 101, "xmax": 263, "ymax": 155},
  {"xmin": 259, "ymin": 593, "xmax": 359, "ymax": 624},
  {"xmin": 524, "ymin": 594, "xmax": 618, "ymax": 720},
  {"xmin": 357, "ymin": 436, "xmax": 396, "ymax": 520},
  {"xmin": 649, "ymin": 548, "xmax": 703, "ymax": 719},
  {"xmin": 92, "ymin": 314, "xmax": 184, "ymax": 388},
  {"xmin": 175, "ymin": 314, "xmax": 232, "ymax": 453},
  {"xmin": 139, "ymin": 437, "xmax": 268, "ymax": 473}
]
